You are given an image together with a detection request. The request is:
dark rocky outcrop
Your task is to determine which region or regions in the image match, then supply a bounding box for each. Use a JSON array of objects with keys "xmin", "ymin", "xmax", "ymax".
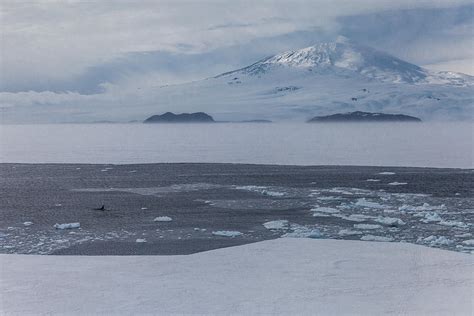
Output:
[
  {"xmin": 144, "ymin": 112, "xmax": 215, "ymax": 123},
  {"xmin": 308, "ymin": 111, "xmax": 421, "ymax": 123}
]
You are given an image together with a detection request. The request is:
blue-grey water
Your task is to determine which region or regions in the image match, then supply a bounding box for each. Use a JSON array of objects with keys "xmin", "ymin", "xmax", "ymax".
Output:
[{"xmin": 0, "ymin": 123, "xmax": 472, "ymax": 168}]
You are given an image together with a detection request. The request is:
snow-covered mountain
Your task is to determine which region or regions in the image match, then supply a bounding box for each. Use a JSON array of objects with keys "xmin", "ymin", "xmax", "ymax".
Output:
[{"xmin": 131, "ymin": 38, "xmax": 472, "ymax": 122}]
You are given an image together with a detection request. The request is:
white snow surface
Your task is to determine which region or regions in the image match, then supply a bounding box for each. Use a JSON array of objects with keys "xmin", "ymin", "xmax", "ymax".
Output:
[{"xmin": 1, "ymin": 239, "xmax": 472, "ymax": 315}]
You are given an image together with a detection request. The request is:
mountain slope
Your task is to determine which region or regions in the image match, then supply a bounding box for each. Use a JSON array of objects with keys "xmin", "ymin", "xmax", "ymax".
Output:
[
  {"xmin": 2, "ymin": 39, "xmax": 471, "ymax": 123},
  {"xmin": 131, "ymin": 40, "xmax": 472, "ymax": 122}
]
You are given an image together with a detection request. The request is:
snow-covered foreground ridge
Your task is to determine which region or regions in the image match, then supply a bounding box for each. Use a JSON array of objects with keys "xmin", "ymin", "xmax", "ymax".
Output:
[{"xmin": 1, "ymin": 239, "xmax": 472, "ymax": 315}]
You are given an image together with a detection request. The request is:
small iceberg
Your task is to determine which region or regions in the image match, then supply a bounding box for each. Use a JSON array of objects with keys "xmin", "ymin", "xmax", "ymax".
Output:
[
  {"xmin": 54, "ymin": 223, "xmax": 80, "ymax": 230},
  {"xmin": 154, "ymin": 216, "xmax": 173, "ymax": 222},
  {"xmin": 263, "ymin": 220, "xmax": 289, "ymax": 230},
  {"xmin": 212, "ymin": 231, "xmax": 243, "ymax": 237}
]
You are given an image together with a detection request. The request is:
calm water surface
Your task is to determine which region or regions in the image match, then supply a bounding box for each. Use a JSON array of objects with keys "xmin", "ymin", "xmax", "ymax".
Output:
[{"xmin": 0, "ymin": 123, "xmax": 472, "ymax": 168}]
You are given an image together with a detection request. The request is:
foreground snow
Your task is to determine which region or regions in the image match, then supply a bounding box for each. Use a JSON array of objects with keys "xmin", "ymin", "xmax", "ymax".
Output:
[{"xmin": 1, "ymin": 239, "xmax": 472, "ymax": 315}]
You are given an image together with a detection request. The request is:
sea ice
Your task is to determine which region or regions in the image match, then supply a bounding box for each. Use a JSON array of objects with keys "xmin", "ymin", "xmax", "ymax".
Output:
[
  {"xmin": 212, "ymin": 231, "xmax": 243, "ymax": 237},
  {"xmin": 378, "ymin": 172, "xmax": 396, "ymax": 175},
  {"xmin": 282, "ymin": 225, "xmax": 322, "ymax": 239},
  {"xmin": 461, "ymin": 240, "xmax": 474, "ymax": 246},
  {"xmin": 388, "ymin": 182, "xmax": 407, "ymax": 186},
  {"xmin": 335, "ymin": 214, "xmax": 375, "ymax": 222},
  {"xmin": 438, "ymin": 220, "xmax": 468, "ymax": 229},
  {"xmin": 455, "ymin": 233, "xmax": 472, "ymax": 238},
  {"xmin": 135, "ymin": 239, "xmax": 147, "ymax": 243},
  {"xmin": 338, "ymin": 229, "xmax": 363, "ymax": 236},
  {"xmin": 419, "ymin": 212, "xmax": 443, "ymax": 223},
  {"xmin": 353, "ymin": 224, "xmax": 382, "ymax": 230},
  {"xmin": 310, "ymin": 207, "xmax": 339, "ymax": 214},
  {"xmin": 263, "ymin": 220, "xmax": 289, "ymax": 230},
  {"xmin": 360, "ymin": 235, "xmax": 393, "ymax": 242},
  {"xmin": 422, "ymin": 236, "xmax": 454, "ymax": 246},
  {"xmin": 366, "ymin": 179, "xmax": 380, "ymax": 182},
  {"xmin": 154, "ymin": 216, "xmax": 173, "ymax": 222},
  {"xmin": 23, "ymin": 222, "xmax": 33, "ymax": 226},
  {"xmin": 54, "ymin": 223, "xmax": 80, "ymax": 230},
  {"xmin": 235, "ymin": 185, "xmax": 285, "ymax": 197},
  {"xmin": 354, "ymin": 198, "xmax": 385, "ymax": 209},
  {"xmin": 374, "ymin": 216, "xmax": 405, "ymax": 226}
]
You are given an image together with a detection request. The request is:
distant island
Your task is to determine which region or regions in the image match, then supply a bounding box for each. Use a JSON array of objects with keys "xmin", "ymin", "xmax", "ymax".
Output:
[
  {"xmin": 144, "ymin": 112, "xmax": 215, "ymax": 123},
  {"xmin": 308, "ymin": 111, "xmax": 421, "ymax": 123}
]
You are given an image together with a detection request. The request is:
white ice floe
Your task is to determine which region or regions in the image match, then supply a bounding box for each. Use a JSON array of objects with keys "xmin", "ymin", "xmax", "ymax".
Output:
[
  {"xmin": 335, "ymin": 214, "xmax": 375, "ymax": 222},
  {"xmin": 315, "ymin": 196, "xmax": 342, "ymax": 201},
  {"xmin": 310, "ymin": 207, "xmax": 339, "ymax": 214},
  {"xmin": 2, "ymin": 239, "xmax": 471, "ymax": 315},
  {"xmin": 312, "ymin": 212, "xmax": 332, "ymax": 217},
  {"xmin": 422, "ymin": 235, "xmax": 454, "ymax": 246},
  {"xmin": 54, "ymin": 223, "xmax": 80, "ymax": 230},
  {"xmin": 374, "ymin": 216, "xmax": 405, "ymax": 226},
  {"xmin": 212, "ymin": 231, "xmax": 242, "ymax": 237},
  {"xmin": 378, "ymin": 172, "xmax": 396, "ymax": 175},
  {"xmin": 461, "ymin": 240, "xmax": 474, "ymax": 246},
  {"xmin": 235, "ymin": 185, "xmax": 285, "ymax": 197},
  {"xmin": 263, "ymin": 220, "xmax": 289, "ymax": 230},
  {"xmin": 23, "ymin": 222, "xmax": 33, "ymax": 226},
  {"xmin": 400, "ymin": 203, "xmax": 446, "ymax": 212},
  {"xmin": 354, "ymin": 198, "xmax": 386, "ymax": 209},
  {"xmin": 338, "ymin": 229, "xmax": 363, "ymax": 236},
  {"xmin": 455, "ymin": 233, "xmax": 472, "ymax": 238},
  {"xmin": 135, "ymin": 239, "xmax": 147, "ymax": 243},
  {"xmin": 154, "ymin": 216, "xmax": 173, "ymax": 222},
  {"xmin": 282, "ymin": 224, "xmax": 322, "ymax": 239},
  {"xmin": 353, "ymin": 224, "xmax": 382, "ymax": 230},
  {"xmin": 141, "ymin": 207, "xmax": 148, "ymax": 210},
  {"xmin": 388, "ymin": 182, "xmax": 407, "ymax": 186},
  {"xmin": 438, "ymin": 220, "xmax": 469, "ymax": 229},
  {"xmin": 360, "ymin": 235, "xmax": 393, "ymax": 242},
  {"xmin": 418, "ymin": 211, "xmax": 443, "ymax": 223},
  {"xmin": 366, "ymin": 179, "xmax": 380, "ymax": 182}
]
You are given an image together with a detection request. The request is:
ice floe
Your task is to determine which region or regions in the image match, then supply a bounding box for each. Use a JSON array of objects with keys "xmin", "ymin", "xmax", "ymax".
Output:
[
  {"xmin": 335, "ymin": 214, "xmax": 376, "ymax": 222},
  {"xmin": 461, "ymin": 240, "xmax": 474, "ymax": 246},
  {"xmin": 235, "ymin": 185, "xmax": 285, "ymax": 197},
  {"xmin": 263, "ymin": 220, "xmax": 289, "ymax": 230},
  {"xmin": 23, "ymin": 222, "xmax": 33, "ymax": 226},
  {"xmin": 354, "ymin": 198, "xmax": 386, "ymax": 209},
  {"xmin": 360, "ymin": 235, "xmax": 393, "ymax": 242},
  {"xmin": 282, "ymin": 225, "xmax": 322, "ymax": 239},
  {"xmin": 388, "ymin": 182, "xmax": 407, "ymax": 186},
  {"xmin": 374, "ymin": 216, "xmax": 405, "ymax": 226},
  {"xmin": 378, "ymin": 172, "xmax": 396, "ymax": 175},
  {"xmin": 338, "ymin": 229, "xmax": 363, "ymax": 236},
  {"xmin": 310, "ymin": 207, "xmax": 339, "ymax": 214},
  {"xmin": 54, "ymin": 223, "xmax": 80, "ymax": 230},
  {"xmin": 421, "ymin": 235, "xmax": 454, "ymax": 247},
  {"xmin": 212, "ymin": 231, "xmax": 242, "ymax": 237},
  {"xmin": 366, "ymin": 179, "xmax": 380, "ymax": 182},
  {"xmin": 135, "ymin": 239, "xmax": 147, "ymax": 243},
  {"xmin": 154, "ymin": 216, "xmax": 173, "ymax": 222},
  {"xmin": 353, "ymin": 224, "xmax": 382, "ymax": 230}
]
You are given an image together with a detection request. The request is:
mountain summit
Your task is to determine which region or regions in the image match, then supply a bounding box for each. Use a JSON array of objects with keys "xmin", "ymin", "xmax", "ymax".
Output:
[{"xmin": 218, "ymin": 38, "xmax": 472, "ymax": 87}]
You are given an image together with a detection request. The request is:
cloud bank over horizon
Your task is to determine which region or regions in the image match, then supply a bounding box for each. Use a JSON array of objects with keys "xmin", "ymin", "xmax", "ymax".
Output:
[{"xmin": 0, "ymin": 0, "xmax": 473, "ymax": 122}]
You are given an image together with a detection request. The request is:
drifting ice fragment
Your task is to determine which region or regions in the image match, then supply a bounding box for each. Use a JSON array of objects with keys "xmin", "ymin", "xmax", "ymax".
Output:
[{"xmin": 54, "ymin": 223, "xmax": 80, "ymax": 230}]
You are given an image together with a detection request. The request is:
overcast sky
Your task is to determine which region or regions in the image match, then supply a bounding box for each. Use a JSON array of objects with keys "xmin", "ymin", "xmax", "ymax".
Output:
[{"xmin": 1, "ymin": 1, "xmax": 473, "ymax": 95}]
